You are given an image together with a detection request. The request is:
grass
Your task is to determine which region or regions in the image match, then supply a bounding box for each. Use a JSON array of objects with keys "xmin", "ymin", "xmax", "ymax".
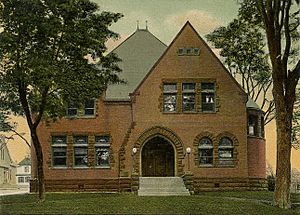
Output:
[{"xmin": 0, "ymin": 191, "xmax": 299, "ymax": 215}]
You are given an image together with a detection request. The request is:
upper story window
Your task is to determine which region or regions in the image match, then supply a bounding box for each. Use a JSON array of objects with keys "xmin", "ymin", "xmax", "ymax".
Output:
[
  {"xmin": 73, "ymin": 136, "xmax": 88, "ymax": 167},
  {"xmin": 182, "ymin": 83, "xmax": 195, "ymax": 112},
  {"xmin": 66, "ymin": 99, "xmax": 96, "ymax": 117},
  {"xmin": 24, "ymin": 166, "xmax": 29, "ymax": 173},
  {"xmin": 248, "ymin": 114, "xmax": 259, "ymax": 136},
  {"xmin": 84, "ymin": 100, "xmax": 95, "ymax": 116},
  {"xmin": 218, "ymin": 137, "xmax": 234, "ymax": 166},
  {"xmin": 67, "ymin": 103, "xmax": 78, "ymax": 116},
  {"xmin": 201, "ymin": 83, "xmax": 215, "ymax": 112},
  {"xmin": 163, "ymin": 83, "xmax": 177, "ymax": 112},
  {"xmin": 198, "ymin": 137, "xmax": 213, "ymax": 165},
  {"xmin": 52, "ymin": 136, "xmax": 67, "ymax": 167},
  {"xmin": 95, "ymin": 135, "xmax": 110, "ymax": 168},
  {"xmin": 177, "ymin": 47, "xmax": 200, "ymax": 56}
]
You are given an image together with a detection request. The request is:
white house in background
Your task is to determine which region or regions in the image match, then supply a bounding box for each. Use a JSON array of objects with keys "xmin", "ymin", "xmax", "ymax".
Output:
[
  {"xmin": 16, "ymin": 156, "xmax": 31, "ymax": 186},
  {"xmin": 0, "ymin": 135, "xmax": 17, "ymax": 188}
]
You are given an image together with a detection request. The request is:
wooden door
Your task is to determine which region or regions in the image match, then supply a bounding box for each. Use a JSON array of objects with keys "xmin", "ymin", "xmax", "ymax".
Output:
[{"xmin": 142, "ymin": 137, "xmax": 174, "ymax": 177}]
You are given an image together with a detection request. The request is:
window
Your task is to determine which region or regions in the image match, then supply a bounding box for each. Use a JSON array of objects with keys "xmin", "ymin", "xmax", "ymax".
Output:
[
  {"xmin": 24, "ymin": 166, "xmax": 29, "ymax": 173},
  {"xmin": 25, "ymin": 176, "xmax": 30, "ymax": 183},
  {"xmin": 52, "ymin": 136, "xmax": 67, "ymax": 167},
  {"xmin": 182, "ymin": 83, "xmax": 196, "ymax": 112},
  {"xmin": 73, "ymin": 136, "xmax": 88, "ymax": 167},
  {"xmin": 163, "ymin": 84, "xmax": 177, "ymax": 112},
  {"xmin": 18, "ymin": 177, "xmax": 24, "ymax": 183},
  {"xmin": 198, "ymin": 138, "xmax": 213, "ymax": 165},
  {"xmin": 201, "ymin": 83, "xmax": 215, "ymax": 112},
  {"xmin": 248, "ymin": 114, "xmax": 259, "ymax": 136},
  {"xmin": 218, "ymin": 137, "xmax": 234, "ymax": 165},
  {"xmin": 261, "ymin": 116, "xmax": 265, "ymax": 138},
  {"xmin": 67, "ymin": 103, "xmax": 78, "ymax": 116},
  {"xmin": 95, "ymin": 136, "xmax": 110, "ymax": 167},
  {"xmin": 84, "ymin": 100, "xmax": 95, "ymax": 116},
  {"xmin": 177, "ymin": 47, "xmax": 200, "ymax": 56}
]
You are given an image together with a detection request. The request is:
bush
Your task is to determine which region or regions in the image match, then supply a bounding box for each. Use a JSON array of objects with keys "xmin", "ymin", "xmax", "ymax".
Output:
[{"xmin": 267, "ymin": 175, "xmax": 275, "ymax": 191}]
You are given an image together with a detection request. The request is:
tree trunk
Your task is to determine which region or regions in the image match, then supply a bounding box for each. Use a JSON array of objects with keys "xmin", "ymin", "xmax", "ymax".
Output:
[
  {"xmin": 272, "ymin": 67, "xmax": 293, "ymax": 209},
  {"xmin": 31, "ymin": 129, "xmax": 45, "ymax": 202},
  {"xmin": 273, "ymin": 117, "xmax": 292, "ymax": 208}
]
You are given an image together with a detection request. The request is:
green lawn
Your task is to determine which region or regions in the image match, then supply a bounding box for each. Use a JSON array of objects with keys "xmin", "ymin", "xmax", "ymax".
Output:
[{"xmin": 1, "ymin": 191, "xmax": 299, "ymax": 215}]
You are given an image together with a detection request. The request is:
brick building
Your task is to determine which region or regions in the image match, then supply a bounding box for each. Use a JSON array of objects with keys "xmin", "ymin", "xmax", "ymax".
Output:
[{"xmin": 31, "ymin": 22, "xmax": 266, "ymax": 193}]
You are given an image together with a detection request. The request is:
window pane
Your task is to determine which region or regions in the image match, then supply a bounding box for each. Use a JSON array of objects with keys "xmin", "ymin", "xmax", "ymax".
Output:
[
  {"xmin": 74, "ymin": 136, "xmax": 88, "ymax": 145},
  {"xmin": 53, "ymin": 147, "xmax": 67, "ymax": 166},
  {"xmin": 18, "ymin": 177, "xmax": 24, "ymax": 183},
  {"xmin": 219, "ymin": 137, "xmax": 233, "ymax": 147},
  {"xmin": 183, "ymin": 94, "xmax": 195, "ymax": 111},
  {"xmin": 199, "ymin": 138, "xmax": 213, "ymax": 147},
  {"xmin": 218, "ymin": 149, "xmax": 233, "ymax": 158},
  {"xmin": 96, "ymin": 147, "xmax": 110, "ymax": 167},
  {"xmin": 25, "ymin": 177, "xmax": 30, "ymax": 183},
  {"xmin": 74, "ymin": 147, "xmax": 88, "ymax": 166},
  {"xmin": 53, "ymin": 147, "xmax": 67, "ymax": 156},
  {"xmin": 201, "ymin": 83, "xmax": 215, "ymax": 90},
  {"xmin": 52, "ymin": 136, "xmax": 67, "ymax": 145},
  {"xmin": 201, "ymin": 92, "xmax": 215, "ymax": 112},
  {"xmin": 85, "ymin": 100, "xmax": 95, "ymax": 116},
  {"xmin": 67, "ymin": 108, "xmax": 77, "ymax": 116},
  {"xmin": 182, "ymin": 83, "xmax": 195, "ymax": 91},
  {"xmin": 95, "ymin": 136, "xmax": 110, "ymax": 144},
  {"xmin": 163, "ymin": 84, "xmax": 177, "ymax": 92},
  {"xmin": 164, "ymin": 94, "xmax": 177, "ymax": 112}
]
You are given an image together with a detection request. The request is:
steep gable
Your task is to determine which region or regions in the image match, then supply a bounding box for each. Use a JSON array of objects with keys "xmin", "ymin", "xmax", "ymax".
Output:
[
  {"xmin": 105, "ymin": 29, "xmax": 167, "ymax": 99},
  {"xmin": 133, "ymin": 21, "xmax": 247, "ymax": 99}
]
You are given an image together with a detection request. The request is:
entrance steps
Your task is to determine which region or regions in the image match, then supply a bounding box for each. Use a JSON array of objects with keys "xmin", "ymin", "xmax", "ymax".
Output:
[{"xmin": 138, "ymin": 177, "xmax": 190, "ymax": 196}]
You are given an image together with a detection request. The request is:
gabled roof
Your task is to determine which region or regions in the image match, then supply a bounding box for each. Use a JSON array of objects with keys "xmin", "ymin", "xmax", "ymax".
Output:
[
  {"xmin": 18, "ymin": 156, "xmax": 31, "ymax": 166},
  {"xmin": 105, "ymin": 28, "xmax": 167, "ymax": 99},
  {"xmin": 132, "ymin": 21, "xmax": 247, "ymax": 97},
  {"xmin": 246, "ymin": 96, "xmax": 262, "ymax": 111}
]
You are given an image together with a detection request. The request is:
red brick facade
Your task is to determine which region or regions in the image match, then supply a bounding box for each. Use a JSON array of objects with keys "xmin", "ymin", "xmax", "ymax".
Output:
[{"xmin": 31, "ymin": 22, "xmax": 266, "ymax": 193}]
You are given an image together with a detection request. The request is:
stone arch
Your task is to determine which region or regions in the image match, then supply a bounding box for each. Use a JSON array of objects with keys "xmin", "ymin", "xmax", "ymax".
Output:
[
  {"xmin": 193, "ymin": 132, "xmax": 216, "ymax": 166},
  {"xmin": 133, "ymin": 126, "xmax": 185, "ymax": 176}
]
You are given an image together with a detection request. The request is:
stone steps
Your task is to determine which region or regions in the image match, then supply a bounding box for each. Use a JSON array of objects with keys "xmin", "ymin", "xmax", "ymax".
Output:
[{"xmin": 138, "ymin": 177, "xmax": 190, "ymax": 196}]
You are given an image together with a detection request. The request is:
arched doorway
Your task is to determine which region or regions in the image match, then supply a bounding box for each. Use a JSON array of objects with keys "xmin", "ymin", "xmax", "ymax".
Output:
[{"xmin": 141, "ymin": 136, "xmax": 175, "ymax": 177}]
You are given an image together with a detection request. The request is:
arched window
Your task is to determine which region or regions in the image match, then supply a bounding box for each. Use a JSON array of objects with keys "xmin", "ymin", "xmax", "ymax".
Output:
[
  {"xmin": 198, "ymin": 137, "xmax": 213, "ymax": 165},
  {"xmin": 218, "ymin": 137, "xmax": 234, "ymax": 166}
]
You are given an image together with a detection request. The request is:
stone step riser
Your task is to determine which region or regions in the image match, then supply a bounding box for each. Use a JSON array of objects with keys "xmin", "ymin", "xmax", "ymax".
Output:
[{"xmin": 138, "ymin": 177, "xmax": 190, "ymax": 196}]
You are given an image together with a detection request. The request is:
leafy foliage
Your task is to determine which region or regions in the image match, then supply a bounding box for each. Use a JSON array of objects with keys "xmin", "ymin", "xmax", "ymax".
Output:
[
  {"xmin": 0, "ymin": 0, "xmax": 123, "ymax": 200},
  {"xmin": 0, "ymin": 0, "xmax": 123, "ymax": 121},
  {"xmin": 206, "ymin": 16, "xmax": 274, "ymax": 124}
]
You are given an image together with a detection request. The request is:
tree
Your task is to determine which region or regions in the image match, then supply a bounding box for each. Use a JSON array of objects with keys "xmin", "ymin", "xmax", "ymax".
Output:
[
  {"xmin": 206, "ymin": 18, "xmax": 274, "ymax": 125},
  {"xmin": 208, "ymin": 0, "xmax": 299, "ymax": 209},
  {"xmin": 0, "ymin": 112, "xmax": 31, "ymax": 149},
  {"xmin": 0, "ymin": 0, "xmax": 123, "ymax": 201},
  {"xmin": 254, "ymin": 0, "xmax": 300, "ymax": 209}
]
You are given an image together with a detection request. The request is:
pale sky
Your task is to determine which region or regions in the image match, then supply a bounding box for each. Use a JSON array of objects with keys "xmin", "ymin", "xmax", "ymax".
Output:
[{"xmin": 4, "ymin": 0, "xmax": 299, "ymax": 172}]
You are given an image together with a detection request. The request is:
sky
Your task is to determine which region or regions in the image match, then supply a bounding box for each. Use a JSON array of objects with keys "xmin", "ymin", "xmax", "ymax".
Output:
[{"xmin": 4, "ymin": 0, "xmax": 300, "ymax": 172}]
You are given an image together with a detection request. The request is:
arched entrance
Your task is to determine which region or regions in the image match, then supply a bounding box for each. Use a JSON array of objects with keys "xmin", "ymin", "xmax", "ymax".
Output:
[{"xmin": 141, "ymin": 136, "xmax": 175, "ymax": 177}]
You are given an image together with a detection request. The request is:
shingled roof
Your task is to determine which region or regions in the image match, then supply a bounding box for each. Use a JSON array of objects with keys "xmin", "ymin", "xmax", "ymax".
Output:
[{"xmin": 105, "ymin": 28, "xmax": 167, "ymax": 99}]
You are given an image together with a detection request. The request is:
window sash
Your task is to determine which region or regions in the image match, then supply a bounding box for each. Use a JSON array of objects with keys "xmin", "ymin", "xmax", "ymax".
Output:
[
  {"xmin": 163, "ymin": 94, "xmax": 177, "ymax": 112},
  {"xmin": 52, "ymin": 146, "xmax": 67, "ymax": 166},
  {"xmin": 84, "ymin": 100, "xmax": 95, "ymax": 115},
  {"xmin": 182, "ymin": 93, "xmax": 195, "ymax": 112},
  {"xmin": 74, "ymin": 146, "xmax": 88, "ymax": 166},
  {"xmin": 95, "ymin": 146, "xmax": 110, "ymax": 167},
  {"xmin": 74, "ymin": 136, "xmax": 88, "ymax": 145}
]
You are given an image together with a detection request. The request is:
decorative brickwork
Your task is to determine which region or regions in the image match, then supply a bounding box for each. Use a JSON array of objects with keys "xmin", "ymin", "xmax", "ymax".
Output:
[
  {"xmin": 119, "ymin": 122, "xmax": 136, "ymax": 173},
  {"xmin": 133, "ymin": 126, "xmax": 185, "ymax": 176}
]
